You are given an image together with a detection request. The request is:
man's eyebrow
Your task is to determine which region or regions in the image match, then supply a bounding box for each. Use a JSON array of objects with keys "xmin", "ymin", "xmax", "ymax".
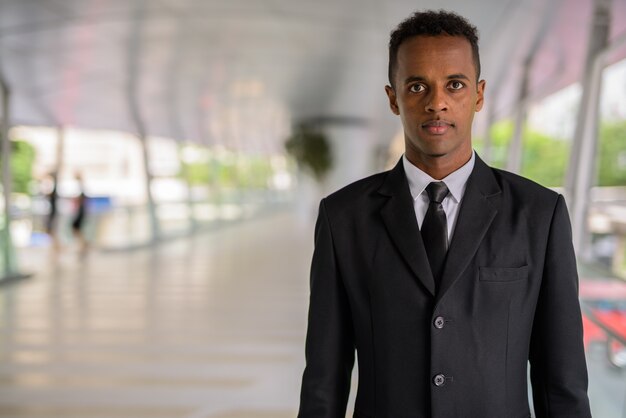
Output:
[
  {"xmin": 448, "ymin": 73, "xmax": 470, "ymax": 81},
  {"xmin": 403, "ymin": 76, "xmax": 425, "ymax": 85},
  {"xmin": 403, "ymin": 74, "xmax": 471, "ymax": 85}
]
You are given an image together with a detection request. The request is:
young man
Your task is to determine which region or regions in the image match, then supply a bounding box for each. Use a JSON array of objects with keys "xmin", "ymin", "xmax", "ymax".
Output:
[{"xmin": 298, "ymin": 10, "xmax": 591, "ymax": 418}]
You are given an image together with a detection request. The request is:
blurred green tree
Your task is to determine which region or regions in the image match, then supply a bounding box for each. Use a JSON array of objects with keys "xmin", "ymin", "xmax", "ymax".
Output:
[
  {"xmin": 598, "ymin": 119, "xmax": 626, "ymax": 186},
  {"xmin": 475, "ymin": 120, "xmax": 567, "ymax": 187},
  {"xmin": 2, "ymin": 140, "xmax": 36, "ymax": 194},
  {"xmin": 475, "ymin": 119, "xmax": 626, "ymax": 188},
  {"xmin": 180, "ymin": 151, "xmax": 274, "ymax": 189}
]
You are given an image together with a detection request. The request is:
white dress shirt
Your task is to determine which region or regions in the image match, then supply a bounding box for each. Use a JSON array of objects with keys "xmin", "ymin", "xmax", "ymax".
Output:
[{"xmin": 402, "ymin": 151, "xmax": 475, "ymax": 243}]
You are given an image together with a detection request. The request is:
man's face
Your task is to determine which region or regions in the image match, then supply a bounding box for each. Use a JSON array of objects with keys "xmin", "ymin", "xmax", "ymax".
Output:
[{"xmin": 385, "ymin": 35, "xmax": 485, "ymax": 169}]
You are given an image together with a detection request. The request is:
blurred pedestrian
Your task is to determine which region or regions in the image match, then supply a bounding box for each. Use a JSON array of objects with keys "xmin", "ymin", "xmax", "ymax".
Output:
[
  {"xmin": 72, "ymin": 173, "xmax": 88, "ymax": 257},
  {"xmin": 45, "ymin": 172, "xmax": 60, "ymax": 254}
]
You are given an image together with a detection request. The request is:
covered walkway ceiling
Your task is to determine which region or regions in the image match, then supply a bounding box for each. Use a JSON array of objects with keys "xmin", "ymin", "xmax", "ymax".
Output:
[{"xmin": 1, "ymin": 0, "xmax": 625, "ymax": 150}]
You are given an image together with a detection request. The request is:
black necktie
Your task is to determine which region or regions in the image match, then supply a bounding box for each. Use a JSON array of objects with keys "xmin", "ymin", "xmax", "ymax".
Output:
[{"xmin": 421, "ymin": 182, "xmax": 449, "ymax": 286}]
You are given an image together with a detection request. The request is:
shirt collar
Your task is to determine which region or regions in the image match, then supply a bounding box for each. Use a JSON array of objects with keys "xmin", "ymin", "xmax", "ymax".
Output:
[{"xmin": 402, "ymin": 150, "xmax": 475, "ymax": 203}]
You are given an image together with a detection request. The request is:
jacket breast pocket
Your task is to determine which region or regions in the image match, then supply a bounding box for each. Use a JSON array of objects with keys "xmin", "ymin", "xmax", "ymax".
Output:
[{"xmin": 479, "ymin": 265, "xmax": 528, "ymax": 282}]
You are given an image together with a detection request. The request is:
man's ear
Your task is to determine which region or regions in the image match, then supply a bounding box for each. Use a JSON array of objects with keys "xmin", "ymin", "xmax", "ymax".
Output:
[
  {"xmin": 385, "ymin": 85, "xmax": 400, "ymax": 115},
  {"xmin": 475, "ymin": 79, "xmax": 486, "ymax": 112}
]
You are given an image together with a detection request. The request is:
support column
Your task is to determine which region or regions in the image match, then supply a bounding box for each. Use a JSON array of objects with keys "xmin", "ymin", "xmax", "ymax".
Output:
[
  {"xmin": 506, "ymin": 59, "xmax": 530, "ymax": 174},
  {"xmin": 565, "ymin": 0, "xmax": 612, "ymax": 258},
  {"xmin": 481, "ymin": 104, "xmax": 497, "ymax": 165},
  {"xmin": 292, "ymin": 116, "xmax": 374, "ymax": 221},
  {"xmin": 127, "ymin": 0, "xmax": 160, "ymax": 243},
  {"xmin": 179, "ymin": 144, "xmax": 198, "ymax": 232},
  {"xmin": 505, "ymin": 0, "xmax": 560, "ymax": 174},
  {"xmin": 54, "ymin": 126, "xmax": 65, "ymax": 175},
  {"xmin": 136, "ymin": 131, "xmax": 160, "ymax": 243},
  {"xmin": 166, "ymin": 15, "xmax": 197, "ymax": 233},
  {"xmin": 0, "ymin": 73, "xmax": 17, "ymax": 279},
  {"xmin": 312, "ymin": 116, "xmax": 373, "ymax": 194},
  {"xmin": 209, "ymin": 151, "xmax": 223, "ymax": 211}
]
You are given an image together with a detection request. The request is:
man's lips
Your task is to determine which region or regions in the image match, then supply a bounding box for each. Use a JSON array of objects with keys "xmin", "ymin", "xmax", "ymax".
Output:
[{"xmin": 421, "ymin": 120, "xmax": 454, "ymax": 135}]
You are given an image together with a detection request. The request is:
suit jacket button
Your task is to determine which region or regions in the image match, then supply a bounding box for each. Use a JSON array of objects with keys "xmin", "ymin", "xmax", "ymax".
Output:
[
  {"xmin": 434, "ymin": 316, "xmax": 445, "ymax": 329},
  {"xmin": 433, "ymin": 374, "xmax": 446, "ymax": 387}
]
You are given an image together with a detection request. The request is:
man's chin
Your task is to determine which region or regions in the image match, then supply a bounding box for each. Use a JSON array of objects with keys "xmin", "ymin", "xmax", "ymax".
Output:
[
  {"xmin": 421, "ymin": 147, "xmax": 451, "ymax": 158},
  {"xmin": 426, "ymin": 151, "xmax": 448, "ymax": 158}
]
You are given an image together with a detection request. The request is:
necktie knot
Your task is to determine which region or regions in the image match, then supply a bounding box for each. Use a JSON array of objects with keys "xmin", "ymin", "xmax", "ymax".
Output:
[{"xmin": 426, "ymin": 182, "xmax": 449, "ymax": 204}]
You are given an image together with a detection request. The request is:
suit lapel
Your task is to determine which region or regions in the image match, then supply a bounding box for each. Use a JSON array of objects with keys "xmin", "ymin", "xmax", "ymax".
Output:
[
  {"xmin": 378, "ymin": 159, "xmax": 436, "ymax": 296},
  {"xmin": 436, "ymin": 155, "xmax": 501, "ymax": 302}
]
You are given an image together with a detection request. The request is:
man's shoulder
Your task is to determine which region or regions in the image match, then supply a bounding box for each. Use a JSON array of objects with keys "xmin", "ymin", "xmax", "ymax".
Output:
[
  {"xmin": 323, "ymin": 169, "xmax": 390, "ymax": 209},
  {"xmin": 489, "ymin": 165, "xmax": 561, "ymax": 205}
]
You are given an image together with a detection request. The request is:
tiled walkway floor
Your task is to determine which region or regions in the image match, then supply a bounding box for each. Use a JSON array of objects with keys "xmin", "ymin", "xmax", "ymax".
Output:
[
  {"xmin": 2, "ymin": 210, "xmax": 315, "ymax": 418},
  {"xmin": 0, "ymin": 209, "xmax": 624, "ymax": 417}
]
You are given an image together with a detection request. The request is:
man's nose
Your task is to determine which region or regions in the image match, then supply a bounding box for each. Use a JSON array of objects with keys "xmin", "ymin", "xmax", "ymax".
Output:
[{"xmin": 425, "ymin": 88, "xmax": 448, "ymax": 112}]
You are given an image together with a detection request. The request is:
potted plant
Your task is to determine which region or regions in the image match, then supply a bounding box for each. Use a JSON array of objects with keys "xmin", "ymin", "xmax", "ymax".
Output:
[{"xmin": 285, "ymin": 124, "xmax": 332, "ymax": 184}]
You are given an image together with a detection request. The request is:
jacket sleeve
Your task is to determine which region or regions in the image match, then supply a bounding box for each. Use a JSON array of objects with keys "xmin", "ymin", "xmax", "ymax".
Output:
[
  {"xmin": 529, "ymin": 194, "xmax": 592, "ymax": 417},
  {"xmin": 298, "ymin": 199, "xmax": 355, "ymax": 418}
]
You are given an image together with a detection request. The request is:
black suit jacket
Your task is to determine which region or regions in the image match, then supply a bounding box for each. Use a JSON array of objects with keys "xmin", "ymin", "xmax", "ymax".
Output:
[{"xmin": 298, "ymin": 155, "xmax": 591, "ymax": 418}]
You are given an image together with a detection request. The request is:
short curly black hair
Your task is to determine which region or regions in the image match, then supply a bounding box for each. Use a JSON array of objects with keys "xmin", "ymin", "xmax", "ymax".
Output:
[{"xmin": 388, "ymin": 10, "xmax": 480, "ymax": 87}]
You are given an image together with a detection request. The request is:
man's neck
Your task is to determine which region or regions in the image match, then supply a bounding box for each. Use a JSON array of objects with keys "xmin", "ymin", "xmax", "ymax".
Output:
[{"xmin": 405, "ymin": 150, "xmax": 473, "ymax": 180}]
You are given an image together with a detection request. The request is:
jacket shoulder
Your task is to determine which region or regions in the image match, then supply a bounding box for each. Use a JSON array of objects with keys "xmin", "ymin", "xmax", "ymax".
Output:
[
  {"xmin": 491, "ymin": 167, "xmax": 561, "ymax": 207},
  {"xmin": 322, "ymin": 170, "xmax": 389, "ymax": 210}
]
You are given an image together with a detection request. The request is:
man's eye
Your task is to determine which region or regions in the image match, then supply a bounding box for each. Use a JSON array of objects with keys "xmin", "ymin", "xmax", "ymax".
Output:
[
  {"xmin": 449, "ymin": 81, "xmax": 464, "ymax": 90},
  {"xmin": 409, "ymin": 84, "xmax": 425, "ymax": 93}
]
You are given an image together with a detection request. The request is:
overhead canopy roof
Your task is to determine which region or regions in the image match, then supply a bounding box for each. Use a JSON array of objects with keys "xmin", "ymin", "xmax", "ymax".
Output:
[{"xmin": 1, "ymin": 0, "xmax": 625, "ymax": 152}]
